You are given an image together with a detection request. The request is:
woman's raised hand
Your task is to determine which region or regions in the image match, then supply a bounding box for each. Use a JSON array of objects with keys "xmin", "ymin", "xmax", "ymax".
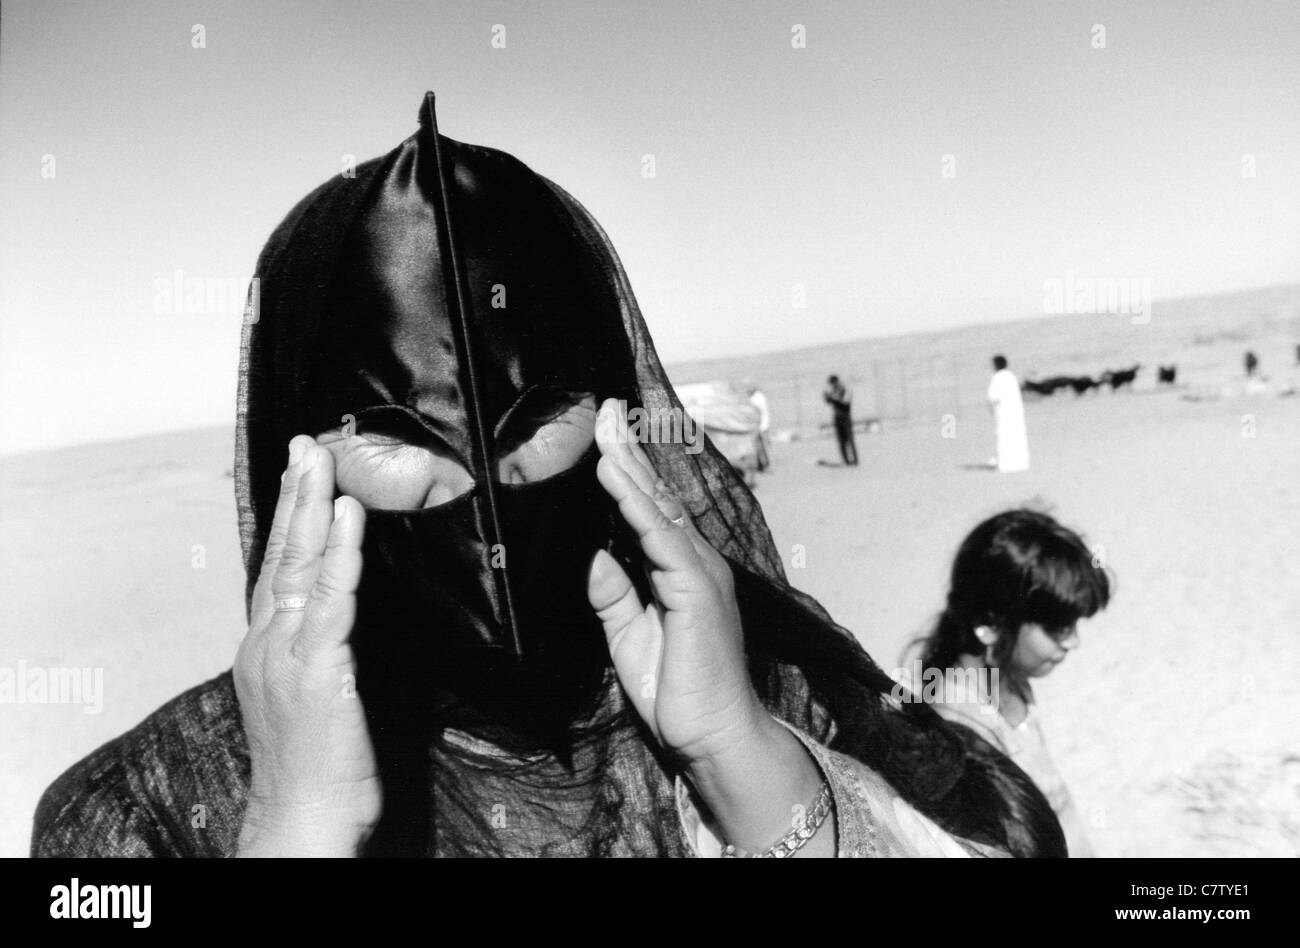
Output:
[
  {"xmin": 587, "ymin": 399, "xmax": 833, "ymax": 855},
  {"xmin": 586, "ymin": 399, "xmax": 765, "ymax": 766},
  {"xmin": 233, "ymin": 436, "xmax": 380, "ymax": 857}
]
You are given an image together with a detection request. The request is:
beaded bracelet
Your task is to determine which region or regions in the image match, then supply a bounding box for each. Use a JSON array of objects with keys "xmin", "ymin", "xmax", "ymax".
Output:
[{"xmin": 720, "ymin": 781, "xmax": 834, "ymax": 858}]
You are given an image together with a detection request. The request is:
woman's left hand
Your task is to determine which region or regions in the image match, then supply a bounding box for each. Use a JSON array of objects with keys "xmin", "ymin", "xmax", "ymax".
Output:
[{"xmin": 587, "ymin": 399, "xmax": 832, "ymax": 855}]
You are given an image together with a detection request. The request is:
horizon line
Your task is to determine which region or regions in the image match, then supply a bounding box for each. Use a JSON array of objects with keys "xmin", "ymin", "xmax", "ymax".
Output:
[
  {"xmin": 3, "ymin": 279, "xmax": 1296, "ymax": 461},
  {"xmin": 665, "ymin": 278, "xmax": 1300, "ymax": 373}
]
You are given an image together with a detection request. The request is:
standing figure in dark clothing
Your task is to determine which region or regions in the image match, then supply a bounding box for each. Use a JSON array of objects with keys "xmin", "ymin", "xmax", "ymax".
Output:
[
  {"xmin": 1244, "ymin": 351, "xmax": 1259, "ymax": 378},
  {"xmin": 824, "ymin": 374, "xmax": 858, "ymax": 466}
]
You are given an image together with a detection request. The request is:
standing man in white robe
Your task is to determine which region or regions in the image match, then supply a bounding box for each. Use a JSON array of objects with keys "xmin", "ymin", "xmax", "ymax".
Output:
[
  {"xmin": 987, "ymin": 354, "xmax": 1029, "ymax": 472},
  {"xmin": 745, "ymin": 380, "xmax": 771, "ymax": 471}
]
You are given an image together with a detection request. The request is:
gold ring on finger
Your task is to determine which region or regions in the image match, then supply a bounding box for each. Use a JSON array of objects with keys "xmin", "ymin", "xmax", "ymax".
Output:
[{"xmin": 273, "ymin": 596, "xmax": 309, "ymax": 611}]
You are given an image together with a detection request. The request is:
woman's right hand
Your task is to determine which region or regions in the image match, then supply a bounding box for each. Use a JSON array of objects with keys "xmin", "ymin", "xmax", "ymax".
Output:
[{"xmin": 233, "ymin": 435, "xmax": 380, "ymax": 857}]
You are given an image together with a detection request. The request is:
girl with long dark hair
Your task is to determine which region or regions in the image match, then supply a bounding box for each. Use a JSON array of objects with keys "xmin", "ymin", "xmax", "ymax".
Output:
[{"xmin": 911, "ymin": 508, "xmax": 1112, "ymax": 856}]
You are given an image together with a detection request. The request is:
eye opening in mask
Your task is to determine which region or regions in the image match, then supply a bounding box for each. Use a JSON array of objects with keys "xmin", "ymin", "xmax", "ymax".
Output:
[
  {"xmin": 345, "ymin": 406, "xmax": 453, "ymax": 452},
  {"xmin": 315, "ymin": 405, "xmax": 474, "ymax": 512},
  {"xmin": 492, "ymin": 386, "xmax": 599, "ymax": 485}
]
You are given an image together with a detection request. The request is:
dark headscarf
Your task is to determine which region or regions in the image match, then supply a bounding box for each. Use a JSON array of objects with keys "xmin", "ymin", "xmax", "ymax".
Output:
[{"xmin": 235, "ymin": 93, "xmax": 1065, "ymax": 857}]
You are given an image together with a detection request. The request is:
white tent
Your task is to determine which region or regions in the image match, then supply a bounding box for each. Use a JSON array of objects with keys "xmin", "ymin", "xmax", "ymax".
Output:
[{"xmin": 673, "ymin": 381, "xmax": 763, "ymax": 479}]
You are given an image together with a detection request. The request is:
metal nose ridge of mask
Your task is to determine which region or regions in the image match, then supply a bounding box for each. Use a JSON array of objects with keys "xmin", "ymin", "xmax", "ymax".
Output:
[{"xmin": 421, "ymin": 91, "xmax": 519, "ymax": 654}]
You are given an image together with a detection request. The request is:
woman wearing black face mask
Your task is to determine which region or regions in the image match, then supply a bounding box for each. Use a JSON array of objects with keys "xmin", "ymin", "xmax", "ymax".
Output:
[
  {"xmin": 32, "ymin": 95, "xmax": 1065, "ymax": 858},
  {"xmin": 232, "ymin": 409, "xmax": 860, "ymax": 858}
]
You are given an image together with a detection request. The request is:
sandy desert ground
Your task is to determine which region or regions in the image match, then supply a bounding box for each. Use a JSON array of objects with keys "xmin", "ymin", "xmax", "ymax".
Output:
[
  {"xmin": 755, "ymin": 384, "xmax": 1300, "ymax": 857},
  {"xmin": 2, "ymin": 285, "xmax": 1297, "ymax": 858}
]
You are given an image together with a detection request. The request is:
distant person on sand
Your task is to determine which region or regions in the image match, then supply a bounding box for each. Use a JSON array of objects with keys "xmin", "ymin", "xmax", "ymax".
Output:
[
  {"xmin": 823, "ymin": 374, "xmax": 858, "ymax": 466},
  {"xmin": 910, "ymin": 509, "xmax": 1112, "ymax": 857},
  {"xmin": 1244, "ymin": 350, "xmax": 1259, "ymax": 378},
  {"xmin": 987, "ymin": 355, "xmax": 1029, "ymax": 472},
  {"xmin": 745, "ymin": 381, "xmax": 771, "ymax": 472}
]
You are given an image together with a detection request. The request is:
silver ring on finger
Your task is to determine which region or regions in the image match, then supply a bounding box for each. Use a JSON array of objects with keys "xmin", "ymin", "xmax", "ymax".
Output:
[
  {"xmin": 273, "ymin": 596, "xmax": 309, "ymax": 612},
  {"xmin": 670, "ymin": 515, "xmax": 686, "ymax": 527}
]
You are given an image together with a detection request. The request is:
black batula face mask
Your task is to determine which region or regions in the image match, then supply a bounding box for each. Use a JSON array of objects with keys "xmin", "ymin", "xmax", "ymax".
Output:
[
  {"xmin": 355, "ymin": 444, "xmax": 623, "ymax": 733},
  {"xmin": 311, "ymin": 94, "xmax": 639, "ymax": 734}
]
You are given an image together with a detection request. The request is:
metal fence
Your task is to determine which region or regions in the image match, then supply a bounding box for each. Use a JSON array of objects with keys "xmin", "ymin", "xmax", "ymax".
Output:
[{"xmin": 751, "ymin": 357, "xmax": 977, "ymax": 438}]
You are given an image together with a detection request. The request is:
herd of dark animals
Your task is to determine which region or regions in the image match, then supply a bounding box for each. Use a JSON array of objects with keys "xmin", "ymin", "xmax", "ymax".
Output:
[
  {"xmin": 1023, "ymin": 349, "xmax": 1286, "ymax": 398},
  {"xmin": 1021, "ymin": 363, "xmax": 1161, "ymax": 397}
]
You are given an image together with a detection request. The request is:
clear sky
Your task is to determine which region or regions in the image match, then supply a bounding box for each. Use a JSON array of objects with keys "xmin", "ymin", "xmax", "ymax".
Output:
[{"xmin": 2, "ymin": 0, "xmax": 1298, "ymax": 453}]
